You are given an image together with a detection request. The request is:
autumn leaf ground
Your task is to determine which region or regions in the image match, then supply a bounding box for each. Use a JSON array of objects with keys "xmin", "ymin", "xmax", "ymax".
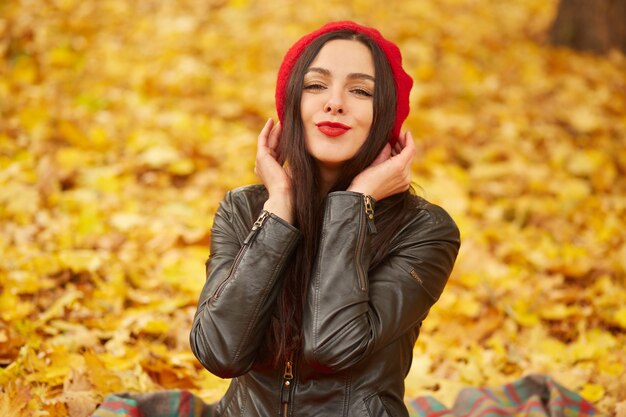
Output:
[{"xmin": 1, "ymin": 1, "xmax": 625, "ymax": 416}]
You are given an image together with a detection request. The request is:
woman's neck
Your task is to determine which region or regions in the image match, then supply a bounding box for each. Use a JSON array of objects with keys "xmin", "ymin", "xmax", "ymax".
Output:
[{"xmin": 317, "ymin": 164, "xmax": 342, "ymax": 196}]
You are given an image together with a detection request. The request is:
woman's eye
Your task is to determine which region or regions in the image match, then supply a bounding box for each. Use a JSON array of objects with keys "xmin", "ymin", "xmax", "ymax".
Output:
[
  {"xmin": 352, "ymin": 88, "xmax": 373, "ymax": 97},
  {"xmin": 304, "ymin": 83, "xmax": 325, "ymax": 91}
]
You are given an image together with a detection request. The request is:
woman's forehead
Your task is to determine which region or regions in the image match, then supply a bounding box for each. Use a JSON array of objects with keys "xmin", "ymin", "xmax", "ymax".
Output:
[{"xmin": 308, "ymin": 39, "xmax": 375, "ymax": 78}]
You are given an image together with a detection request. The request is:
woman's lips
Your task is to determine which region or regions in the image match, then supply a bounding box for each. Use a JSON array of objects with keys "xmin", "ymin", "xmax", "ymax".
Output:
[{"xmin": 316, "ymin": 121, "xmax": 351, "ymax": 137}]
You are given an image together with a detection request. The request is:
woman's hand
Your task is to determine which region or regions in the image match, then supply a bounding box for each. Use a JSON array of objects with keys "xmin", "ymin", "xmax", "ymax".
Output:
[
  {"xmin": 255, "ymin": 118, "xmax": 294, "ymax": 224},
  {"xmin": 347, "ymin": 131, "xmax": 416, "ymax": 201}
]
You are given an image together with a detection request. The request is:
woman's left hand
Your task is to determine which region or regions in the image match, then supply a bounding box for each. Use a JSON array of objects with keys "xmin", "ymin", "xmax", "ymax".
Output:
[
  {"xmin": 347, "ymin": 131, "xmax": 416, "ymax": 201},
  {"xmin": 255, "ymin": 118, "xmax": 294, "ymax": 224}
]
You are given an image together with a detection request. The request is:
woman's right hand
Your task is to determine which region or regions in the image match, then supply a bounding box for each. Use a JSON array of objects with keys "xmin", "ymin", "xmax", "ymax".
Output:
[
  {"xmin": 255, "ymin": 118, "xmax": 294, "ymax": 224},
  {"xmin": 347, "ymin": 131, "xmax": 416, "ymax": 202}
]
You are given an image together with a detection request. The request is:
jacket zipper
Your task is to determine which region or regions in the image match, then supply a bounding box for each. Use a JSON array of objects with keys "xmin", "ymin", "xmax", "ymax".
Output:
[
  {"xmin": 213, "ymin": 210, "xmax": 270, "ymax": 299},
  {"xmin": 243, "ymin": 210, "xmax": 270, "ymax": 245},
  {"xmin": 356, "ymin": 195, "xmax": 376, "ymax": 291},
  {"xmin": 364, "ymin": 194, "xmax": 377, "ymax": 234},
  {"xmin": 280, "ymin": 354, "xmax": 294, "ymax": 416}
]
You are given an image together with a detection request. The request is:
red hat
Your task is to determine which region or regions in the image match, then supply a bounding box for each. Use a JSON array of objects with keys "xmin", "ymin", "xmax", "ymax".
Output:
[{"xmin": 275, "ymin": 21, "xmax": 413, "ymax": 140}]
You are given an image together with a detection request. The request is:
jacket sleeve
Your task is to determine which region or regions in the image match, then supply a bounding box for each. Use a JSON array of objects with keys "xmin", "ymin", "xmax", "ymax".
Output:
[
  {"xmin": 189, "ymin": 190, "xmax": 301, "ymax": 378},
  {"xmin": 302, "ymin": 191, "xmax": 460, "ymax": 372}
]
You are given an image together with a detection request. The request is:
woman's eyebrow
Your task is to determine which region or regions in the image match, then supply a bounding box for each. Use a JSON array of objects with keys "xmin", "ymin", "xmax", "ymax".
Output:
[
  {"xmin": 306, "ymin": 67, "xmax": 375, "ymax": 82},
  {"xmin": 347, "ymin": 73, "xmax": 375, "ymax": 82},
  {"xmin": 306, "ymin": 67, "xmax": 331, "ymax": 77}
]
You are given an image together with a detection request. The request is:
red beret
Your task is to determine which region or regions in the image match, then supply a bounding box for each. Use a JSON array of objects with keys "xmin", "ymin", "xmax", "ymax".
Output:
[{"xmin": 275, "ymin": 21, "xmax": 413, "ymax": 140}]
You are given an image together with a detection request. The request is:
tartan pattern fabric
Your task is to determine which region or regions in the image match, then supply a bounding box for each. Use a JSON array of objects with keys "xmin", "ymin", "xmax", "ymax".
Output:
[
  {"xmin": 91, "ymin": 374, "xmax": 600, "ymax": 417},
  {"xmin": 91, "ymin": 389, "xmax": 213, "ymax": 417},
  {"xmin": 407, "ymin": 374, "xmax": 599, "ymax": 417}
]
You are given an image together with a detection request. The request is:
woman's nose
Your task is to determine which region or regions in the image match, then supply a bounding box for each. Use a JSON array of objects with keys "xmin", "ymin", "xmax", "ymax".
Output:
[{"xmin": 324, "ymin": 92, "xmax": 344, "ymax": 114}]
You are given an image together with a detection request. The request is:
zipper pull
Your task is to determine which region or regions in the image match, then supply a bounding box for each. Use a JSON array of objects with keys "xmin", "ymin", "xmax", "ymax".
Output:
[
  {"xmin": 363, "ymin": 195, "xmax": 377, "ymax": 234},
  {"xmin": 284, "ymin": 359, "xmax": 293, "ymax": 380},
  {"xmin": 281, "ymin": 358, "xmax": 294, "ymax": 416},
  {"xmin": 243, "ymin": 210, "xmax": 270, "ymax": 245}
]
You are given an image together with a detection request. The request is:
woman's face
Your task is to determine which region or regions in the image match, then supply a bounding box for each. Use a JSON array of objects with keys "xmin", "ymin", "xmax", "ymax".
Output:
[{"xmin": 300, "ymin": 39, "xmax": 374, "ymax": 171}]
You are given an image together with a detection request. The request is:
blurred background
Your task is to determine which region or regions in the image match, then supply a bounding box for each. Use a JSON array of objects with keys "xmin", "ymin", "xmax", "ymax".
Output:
[{"xmin": 1, "ymin": 0, "xmax": 625, "ymax": 415}]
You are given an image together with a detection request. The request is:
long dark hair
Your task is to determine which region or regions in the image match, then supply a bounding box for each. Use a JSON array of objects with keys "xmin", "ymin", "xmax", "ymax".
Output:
[{"xmin": 266, "ymin": 30, "xmax": 415, "ymax": 365}]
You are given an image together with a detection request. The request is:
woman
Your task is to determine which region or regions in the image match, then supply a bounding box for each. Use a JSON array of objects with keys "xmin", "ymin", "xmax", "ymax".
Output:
[{"xmin": 190, "ymin": 21, "xmax": 460, "ymax": 417}]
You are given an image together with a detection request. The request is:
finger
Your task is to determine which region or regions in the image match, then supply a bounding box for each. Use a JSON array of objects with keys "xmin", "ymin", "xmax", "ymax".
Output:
[
  {"xmin": 258, "ymin": 118, "xmax": 274, "ymax": 148},
  {"xmin": 393, "ymin": 139, "xmax": 403, "ymax": 156},
  {"xmin": 284, "ymin": 164, "xmax": 293, "ymax": 179},
  {"xmin": 390, "ymin": 132, "xmax": 406, "ymax": 159},
  {"xmin": 267, "ymin": 121, "xmax": 282, "ymax": 150},
  {"xmin": 398, "ymin": 131, "xmax": 416, "ymax": 166},
  {"xmin": 406, "ymin": 131, "xmax": 416, "ymax": 155},
  {"xmin": 395, "ymin": 131, "xmax": 406, "ymax": 149},
  {"xmin": 400, "ymin": 131, "xmax": 414, "ymax": 151}
]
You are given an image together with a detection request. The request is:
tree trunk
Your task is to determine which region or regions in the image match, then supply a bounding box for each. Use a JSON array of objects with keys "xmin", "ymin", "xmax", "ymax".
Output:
[{"xmin": 549, "ymin": 0, "xmax": 626, "ymax": 54}]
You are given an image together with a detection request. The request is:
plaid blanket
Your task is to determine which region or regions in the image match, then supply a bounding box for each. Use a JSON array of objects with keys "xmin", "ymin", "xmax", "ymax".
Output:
[{"xmin": 91, "ymin": 374, "xmax": 599, "ymax": 417}]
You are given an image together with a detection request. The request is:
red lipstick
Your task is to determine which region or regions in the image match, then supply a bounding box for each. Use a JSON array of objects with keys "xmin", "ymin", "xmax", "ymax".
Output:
[{"xmin": 316, "ymin": 121, "xmax": 351, "ymax": 137}]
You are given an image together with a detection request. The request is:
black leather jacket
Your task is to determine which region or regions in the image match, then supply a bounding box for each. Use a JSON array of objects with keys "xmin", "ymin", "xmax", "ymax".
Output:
[{"xmin": 190, "ymin": 185, "xmax": 460, "ymax": 417}]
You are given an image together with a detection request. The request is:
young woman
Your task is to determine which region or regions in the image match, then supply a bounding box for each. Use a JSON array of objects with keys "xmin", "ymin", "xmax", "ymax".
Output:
[{"xmin": 190, "ymin": 21, "xmax": 461, "ymax": 417}]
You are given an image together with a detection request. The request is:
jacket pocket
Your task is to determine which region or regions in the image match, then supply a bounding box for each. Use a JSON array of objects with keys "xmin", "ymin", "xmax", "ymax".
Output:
[
  {"xmin": 364, "ymin": 393, "xmax": 394, "ymax": 417},
  {"xmin": 399, "ymin": 263, "xmax": 439, "ymax": 302}
]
